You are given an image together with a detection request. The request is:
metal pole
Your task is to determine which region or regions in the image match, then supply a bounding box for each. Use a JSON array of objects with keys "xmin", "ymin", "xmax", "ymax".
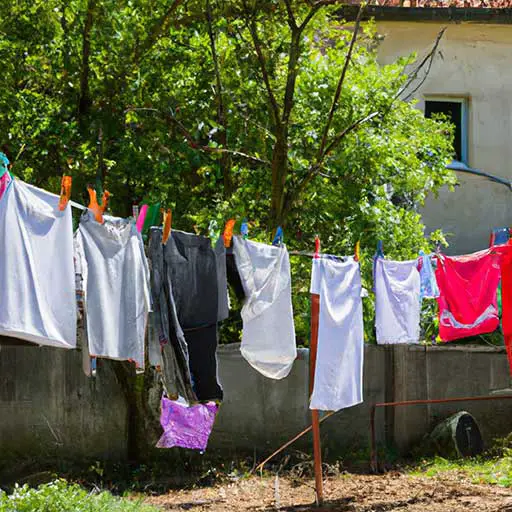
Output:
[
  {"xmin": 370, "ymin": 404, "xmax": 377, "ymax": 472},
  {"xmin": 310, "ymin": 292, "xmax": 324, "ymax": 506}
]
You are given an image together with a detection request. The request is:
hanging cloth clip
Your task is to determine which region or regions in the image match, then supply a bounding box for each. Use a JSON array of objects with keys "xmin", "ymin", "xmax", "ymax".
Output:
[
  {"xmin": 162, "ymin": 209, "xmax": 172, "ymax": 245},
  {"xmin": 223, "ymin": 219, "xmax": 236, "ymax": 248},
  {"xmin": 58, "ymin": 176, "xmax": 72, "ymax": 211},
  {"xmin": 272, "ymin": 226, "xmax": 284, "ymax": 247}
]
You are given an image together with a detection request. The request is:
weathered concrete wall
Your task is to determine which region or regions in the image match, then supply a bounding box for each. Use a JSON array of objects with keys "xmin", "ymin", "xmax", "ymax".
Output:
[
  {"xmin": 0, "ymin": 340, "xmax": 510, "ymax": 463},
  {"xmin": 0, "ymin": 339, "xmax": 128, "ymax": 461},
  {"xmin": 374, "ymin": 22, "xmax": 512, "ymax": 255},
  {"xmin": 211, "ymin": 343, "xmax": 512, "ymax": 456}
]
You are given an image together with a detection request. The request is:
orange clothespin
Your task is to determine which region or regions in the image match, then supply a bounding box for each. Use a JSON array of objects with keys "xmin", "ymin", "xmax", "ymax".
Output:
[
  {"xmin": 162, "ymin": 209, "xmax": 172, "ymax": 245},
  {"xmin": 314, "ymin": 235, "xmax": 320, "ymax": 259},
  {"xmin": 87, "ymin": 186, "xmax": 110, "ymax": 224},
  {"xmin": 101, "ymin": 190, "xmax": 110, "ymax": 214},
  {"xmin": 223, "ymin": 218, "xmax": 236, "ymax": 248},
  {"xmin": 58, "ymin": 175, "xmax": 72, "ymax": 211},
  {"xmin": 354, "ymin": 240, "xmax": 361, "ymax": 262}
]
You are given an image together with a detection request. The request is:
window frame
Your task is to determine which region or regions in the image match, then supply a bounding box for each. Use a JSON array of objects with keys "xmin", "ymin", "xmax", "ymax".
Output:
[{"xmin": 423, "ymin": 96, "xmax": 469, "ymax": 165}]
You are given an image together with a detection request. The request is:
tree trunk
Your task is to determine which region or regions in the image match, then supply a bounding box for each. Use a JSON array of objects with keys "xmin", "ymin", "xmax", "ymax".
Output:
[{"xmin": 271, "ymin": 129, "xmax": 288, "ymax": 228}]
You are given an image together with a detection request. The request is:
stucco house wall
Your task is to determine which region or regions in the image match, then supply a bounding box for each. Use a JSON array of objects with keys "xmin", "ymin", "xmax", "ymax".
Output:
[{"xmin": 375, "ymin": 22, "xmax": 512, "ymax": 254}]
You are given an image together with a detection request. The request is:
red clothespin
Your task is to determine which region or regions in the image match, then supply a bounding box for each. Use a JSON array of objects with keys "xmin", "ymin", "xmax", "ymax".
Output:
[
  {"xmin": 162, "ymin": 209, "xmax": 172, "ymax": 245},
  {"xmin": 354, "ymin": 240, "xmax": 361, "ymax": 262},
  {"xmin": 314, "ymin": 235, "xmax": 320, "ymax": 259},
  {"xmin": 58, "ymin": 175, "xmax": 72, "ymax": 211},
  {"xmin": 223, "ymin": 219, "xmax": 236, "ymax": 248}
]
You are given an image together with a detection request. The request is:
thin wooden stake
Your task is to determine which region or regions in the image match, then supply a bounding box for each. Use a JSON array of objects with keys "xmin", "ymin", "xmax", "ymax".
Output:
[{"xmin": 310, "ymin": 292, "xmax": 324, "ymax": 506}]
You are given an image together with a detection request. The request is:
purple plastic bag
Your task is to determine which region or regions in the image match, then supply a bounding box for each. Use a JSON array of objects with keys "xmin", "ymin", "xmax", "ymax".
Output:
[{"xmin": 156, "ymin": 397, "xmax": 218, "ymax": 451}]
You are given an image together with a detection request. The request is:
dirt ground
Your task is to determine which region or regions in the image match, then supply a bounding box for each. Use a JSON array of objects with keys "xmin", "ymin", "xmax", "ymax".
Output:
[{"xmin": 144, "ymin": 471, "xmax": 512, "ymax": 511}]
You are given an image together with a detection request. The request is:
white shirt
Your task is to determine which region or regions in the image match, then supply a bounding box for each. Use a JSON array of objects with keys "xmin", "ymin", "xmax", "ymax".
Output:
[
  {"xmin": 374, "ymin": 257, "xmax": 420, "ymax": 344},
  {"xmin": 0, "ymin": 179, "xmax": 76, "ymax": 348},
  {"xmin": 75, "ymin": 212, "xmax": 150, "ymax": 368}
]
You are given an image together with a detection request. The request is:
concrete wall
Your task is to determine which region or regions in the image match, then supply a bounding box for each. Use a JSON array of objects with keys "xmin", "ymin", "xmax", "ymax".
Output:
[
  {"xmin": 0, "ymin": 340, "xmax": 510, "ymax": 464},
  {"xmin": 211, "ymin": 343, "xmax": 512, "ymax": 457},
  {"xmin": 374, "ymin": 22, "xmax": 512, "ymax": 255},
  {"xmin": 0, "ymin": 339, "xmax": 128, "ymax": 462}
]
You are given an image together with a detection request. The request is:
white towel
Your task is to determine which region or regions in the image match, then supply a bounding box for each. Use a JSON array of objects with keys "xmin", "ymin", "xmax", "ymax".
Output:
[{"xmin": 310, "ymin": 257, "xmax": 364, "ymax": 411}]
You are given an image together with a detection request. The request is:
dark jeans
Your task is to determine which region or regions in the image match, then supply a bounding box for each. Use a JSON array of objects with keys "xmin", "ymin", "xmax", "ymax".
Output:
[
  {"xmin": 164, "ymin": 230, "xmax": 223, "ymax": 402},
  {"xmin": 148, "ymin": 228, "xmax": 196, "ymax": 403}
]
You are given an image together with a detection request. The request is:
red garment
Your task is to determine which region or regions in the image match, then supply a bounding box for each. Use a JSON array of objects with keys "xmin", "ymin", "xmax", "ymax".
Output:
[
  {"xmin": 498, "ymin": 243, "xmax": 512, "ymax": 375},
  {"xmin": 435, "ymin": 249, "xmax": 501, "ymax": 342}
]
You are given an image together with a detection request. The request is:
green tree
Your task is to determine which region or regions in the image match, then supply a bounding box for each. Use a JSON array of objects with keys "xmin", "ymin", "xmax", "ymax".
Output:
[{"xmin": 0, "ymin": 0, "xmax": 456, "ymax": 457}]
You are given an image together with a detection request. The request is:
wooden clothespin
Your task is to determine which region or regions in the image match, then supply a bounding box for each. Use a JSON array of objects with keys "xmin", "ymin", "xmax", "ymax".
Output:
[
  {"xmin": 314, "ymin": 235, "xmax": 321, "ymax": 259},
  {"xmin": 223, "ymin": 219, "xmax": 236, "ymax": 248},
  {"xmin": 162, "ymin": 208, "xmax": 172, "ymax": 245},
  {"xmin": 354, "ymin": 240, "xmax": 361, "ymax": 262},
  {"xmin": 58, "ymin": 175, "xmax": 72, "ymax": 211}
]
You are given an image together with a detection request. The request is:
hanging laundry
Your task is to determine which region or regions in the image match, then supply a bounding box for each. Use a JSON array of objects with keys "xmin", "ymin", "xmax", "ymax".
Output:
[
  {"xmin": 418, "ymin": 251, "xmax": 440, "ymax": 300},
  {"xmin": 164, "ymin": 230, "xmax": 224, "ymax": 401},
  {"xmin": 0, "ymin": 179, "xmax": 76, "ymax": 347},
  {"xmin": 156, "ymin": 396, "xmax": 218, "ymax": 450},
  {"xmin": 75, "ymin": 211, "xmax": 150, "ymax": 368},
  {"xmin": 232, "ymin": 236, "xmax": 297, "ymax": 379},
  {"xmin": 148, "ymin": 228, "xmax": 197, "ymax": 403},
  {"xmin": 498, "ymin": 243, "xmax": 512, "ymax": 375},
  {"xmin": 435, "ymin": 249, "xmax": 501, "ymax": 342},
  {"xmin": 374, "ymin": 257, "xmax": 421, "ymax": 344},
  {"xmin": 310, "ymin": 256, "xmax": 364, "ymax": 411},
  {"xmin": 214, "ymin": 236, "xmax": 230, "ymax": 322}
]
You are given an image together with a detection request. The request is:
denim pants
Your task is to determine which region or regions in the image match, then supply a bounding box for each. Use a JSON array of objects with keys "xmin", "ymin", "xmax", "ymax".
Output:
[{"xmin": 164, "ymin": 230, "xmax": 223, "ymax": 401}]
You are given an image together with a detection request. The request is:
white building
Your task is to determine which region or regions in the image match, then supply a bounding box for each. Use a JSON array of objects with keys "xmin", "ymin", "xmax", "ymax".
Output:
[{"xmin": 347, "ymin": 6, "xmax": 512, "ymax": 254}]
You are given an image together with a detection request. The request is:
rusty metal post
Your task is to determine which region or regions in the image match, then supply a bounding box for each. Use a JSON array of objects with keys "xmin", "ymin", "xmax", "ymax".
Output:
[{"xmin": 310, "ymin": 292, "xmax": 324, "ymax": 506}]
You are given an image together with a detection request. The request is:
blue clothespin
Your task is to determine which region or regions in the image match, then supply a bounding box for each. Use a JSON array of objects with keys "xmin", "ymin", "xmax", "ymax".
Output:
[
  {"xmin": 376, "ymin": 240, "xmax": 384, "ymax": 258},
  {"xmin": 272, "ymin": 226, "xmax": 284, "ymax": 246},
  {"xmin": 241, "ymin": 218, "xmax": 249, "ymax": 239},
  {"xmin": 0, "ymin": 152, "xmax": 9, "ymax": 178}
]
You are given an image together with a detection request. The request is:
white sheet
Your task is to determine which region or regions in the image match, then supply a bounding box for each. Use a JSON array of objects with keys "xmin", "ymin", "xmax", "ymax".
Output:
[{"xmin": 0, "ymin": 179, "xmax": 76, "ymax": 348}]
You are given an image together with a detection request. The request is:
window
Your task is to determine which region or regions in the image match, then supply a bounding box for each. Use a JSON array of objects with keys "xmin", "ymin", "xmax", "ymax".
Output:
[{"xmin": 425, "ymin": 98, "xmax": 468, "ymax": 163}]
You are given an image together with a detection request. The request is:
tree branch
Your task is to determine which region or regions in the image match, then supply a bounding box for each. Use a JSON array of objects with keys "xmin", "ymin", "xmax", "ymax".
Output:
[
  {"xmin": 78, "ymin": 0, "xmax": 96, "ymax": 118},
  {"xmin": 284, "ymin": 0, "xmax": 298, "ymax": 30},
  {"xmin": 317, "ymin": 4, "xmax": 365, "ymax": 159},
  {"xmin": 243, "ymin": 2, "xmax": 281, "ymax": 126},
  {"xmin": 125, "ymin": 108, "xmax": 271, "ymax": 166},
  {"xmin": 206, "ymin": 0, "xmax": 233, "ymax": 194},
  {"xmin": 323, "ymin": 111, "xmax": 379, "ymax": 156},
  {"xmin": 135, "ymin": 0, "xmax": 184, "ymax": 63}
]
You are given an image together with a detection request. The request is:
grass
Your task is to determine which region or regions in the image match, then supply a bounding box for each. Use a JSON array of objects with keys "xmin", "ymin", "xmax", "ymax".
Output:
[
  {"xmin": 0, "ymin": 479, "xmax": 158, "ymax": 512},
  {"xmin": 409, "ymin": 449, "xmax": 512, "ymax": 488}
]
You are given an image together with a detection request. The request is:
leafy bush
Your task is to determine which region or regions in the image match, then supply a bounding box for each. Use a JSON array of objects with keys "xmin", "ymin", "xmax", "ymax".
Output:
[{"xmin": 0, "ymin": 479, "xmax": 158, "ymax": 512}]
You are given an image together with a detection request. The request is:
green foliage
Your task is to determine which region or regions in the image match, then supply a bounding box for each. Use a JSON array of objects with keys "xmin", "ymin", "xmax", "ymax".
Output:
[
  {"xmin": 0, "ymin": 479, "xmax": 158, "ymax": 511},
  {"xmin": 0, "ymin": 0, "xmax": 457, "ymax": 343}
]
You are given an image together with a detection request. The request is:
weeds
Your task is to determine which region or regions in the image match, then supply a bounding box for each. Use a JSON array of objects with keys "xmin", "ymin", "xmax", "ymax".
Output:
[{"xmin": 0, "ymin": 479, "xmax": 158, "ymax": 511}]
